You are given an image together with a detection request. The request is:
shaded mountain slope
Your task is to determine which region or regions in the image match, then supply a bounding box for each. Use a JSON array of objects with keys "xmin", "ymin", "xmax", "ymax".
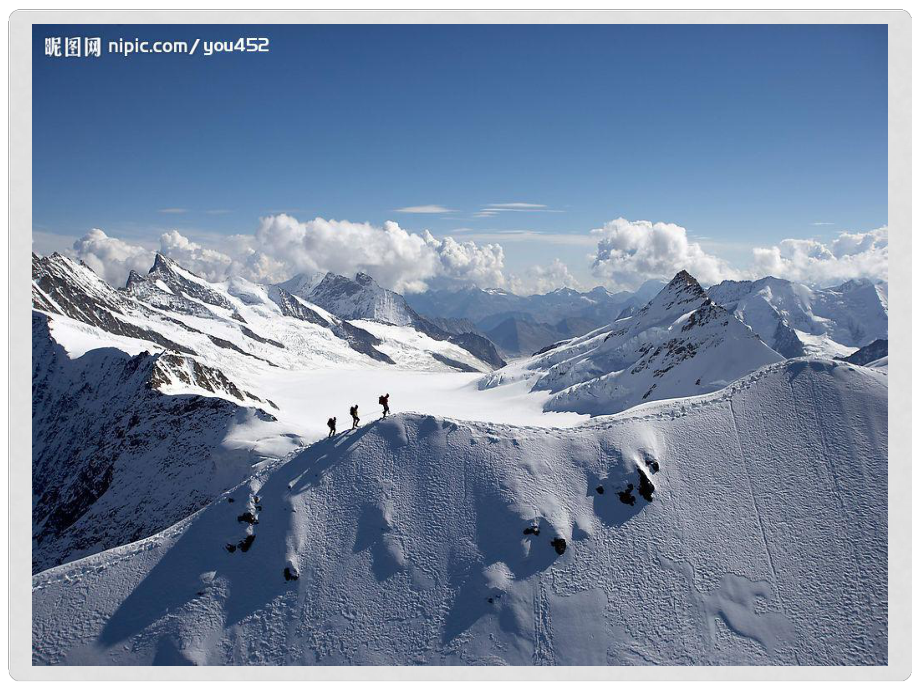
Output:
[{"xmin": 32, "ymin": 312, "xmax": 282, "ymax": 573}]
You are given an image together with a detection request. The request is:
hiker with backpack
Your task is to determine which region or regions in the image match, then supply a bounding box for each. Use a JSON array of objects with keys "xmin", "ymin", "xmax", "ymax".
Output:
[
  {"xmin": 350, "ymin": 404, "xmax": 360, "ymax": 429},
  {"xmin": 379, "ymin": 393, "xmax": 390, "ymax": 418},
  {"xmin": 327, "ymin": 416, "xmax": 337, "ymax": 437}
]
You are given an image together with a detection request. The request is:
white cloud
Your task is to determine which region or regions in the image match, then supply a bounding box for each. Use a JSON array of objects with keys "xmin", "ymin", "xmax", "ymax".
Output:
[
  {"xmin": 158, "ymin": 230, "xmax": 234, "ymax": 282},
  {"xmin": 239, "ymin": 215, "xmax": 507, "ymax": 292},
  {"xmin": 71, "ymin": 229, "xmax": 156, "ymax": 287},
  {"xmin": 477, "ymin": 203, "xmax": 563, "ymax": 215},
  {"xmin": 421, "ymin": 232, "xmax": 506, "ymax": 290},
  {"xmin": 393, "ymin": 205, "xmax": 457, "ymax": 214},
  {"xmin": 158, "ymin": 208, "xmax": 188, "ymax": 214},
  {"xmin": 446, "ymin": 230, "xmax": 596, "ymax": 246},
  {"xmin": 590, "ymin": 217, "xmax": 737, "ymax": 290},
  {"xmin": 68, "ymin": 217, "xmax": 510, "ymax": 293},
  {"xmin": 509, "ymin": 259, "xmax": 581, "ymax": 296},
  {"xmin": 751, "ymin": 226, "xmax": 888, "ymax": 286}
]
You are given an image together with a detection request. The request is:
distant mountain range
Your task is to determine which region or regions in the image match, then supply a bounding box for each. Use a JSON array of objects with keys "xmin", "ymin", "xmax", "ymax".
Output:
[
  {"xmin": 406, "ymin": 281, "xmax": 666, "ymax": 357},
  {"xmin": 405, "ymin": 275, "xmax": 888, "ymax": 361}
]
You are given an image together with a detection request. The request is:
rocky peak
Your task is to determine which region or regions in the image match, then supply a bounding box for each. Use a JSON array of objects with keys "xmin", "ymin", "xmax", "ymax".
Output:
[
  {"xmin": 669, "ymin": 270, "xmax": 705, "ymax": 294},
  {"xmin": 637, "ymin": 270, "xmax": 709, "ymax": 317},
  {"xmin": 146, "ymin": 253, "xmax": 234, "ymax": 310},
  {"xmin": 125, "ymin": 270, "xmax": 147, "ymax": 290},
  {"xmin": 149, "ymin": 252, "xmax": 178, "ymax": 276}
]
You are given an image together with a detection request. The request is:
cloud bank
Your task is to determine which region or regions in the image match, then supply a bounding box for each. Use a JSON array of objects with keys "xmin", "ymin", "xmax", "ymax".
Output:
[
  {"xmin": 68, "ymin": 215, "xmax": 510, "ymax": 294},
  {"xmin": 508, "ymin": 258, "xmax": 582, "ymax": 296},
  {"xmin": 63, "ymin": 214, "xmax": 889, "ymax": 296},
  {"xmin": 751, "ymin": 226, "xmax": 888, "ymax": 285}
]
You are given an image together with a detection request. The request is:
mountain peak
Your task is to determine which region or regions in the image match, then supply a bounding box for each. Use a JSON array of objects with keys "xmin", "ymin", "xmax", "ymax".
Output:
[
  {"xmin": 668, "ymin": 270, "xmax": 704, "ymax": 293},
  {"xmin": 637, "ymin": 270, "xmax": 708, "ymax": 317},
  {"xmin": 150, "ymin": 252, "xmax": 175, "ymax": 273},
  {"xmin": 125, "ymin": 270, "xmax": 146, "ymax": 289},
  {"xmin": 276, "ymin": 271, "xmax": 327, "ymax": 298},
  {"xmin": 354, "ymin": 271, "xmax": 378, "ymax": 287}
]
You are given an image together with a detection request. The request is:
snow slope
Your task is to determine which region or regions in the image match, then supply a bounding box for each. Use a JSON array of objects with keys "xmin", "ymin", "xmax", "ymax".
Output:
[
  {"xmin": 32, "ymin": 358, "xmax": 887, "ymax": 666},
  {"xmin": 481, "ymin": 271, "xmax": 783, "ymax": 416}
]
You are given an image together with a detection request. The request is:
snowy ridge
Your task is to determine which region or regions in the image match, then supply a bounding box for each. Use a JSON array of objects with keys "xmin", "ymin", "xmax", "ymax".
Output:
[{"xmin": 32, "ymin": 357, "xmax": 887, "ymax": 665}]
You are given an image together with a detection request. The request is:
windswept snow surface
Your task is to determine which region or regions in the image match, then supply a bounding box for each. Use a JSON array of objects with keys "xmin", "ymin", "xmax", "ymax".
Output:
[{"xmin": 32, "ymin": 358, "xmax": 887, "ymax": 666}]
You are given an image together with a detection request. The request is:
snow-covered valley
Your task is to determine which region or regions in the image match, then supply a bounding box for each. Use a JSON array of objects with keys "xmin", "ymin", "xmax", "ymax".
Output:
[{"xmin": 31, "ymin": 253, "xmax": 889, "ymax": 666}]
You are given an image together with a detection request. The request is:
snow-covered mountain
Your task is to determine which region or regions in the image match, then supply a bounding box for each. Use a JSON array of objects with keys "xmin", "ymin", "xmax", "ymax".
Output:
[
  {"xmin": 293, "ymin": 271, "xmax": 418, "ymax": 326},
  {"xmin": 30, "ymin": 253, "xmax": 889, "ymax": 667},
  {"xmin": 708, "ymin": 277, "xmax": 888, "ymax": 358},
  {"xmin": 32, "ymin": 358, "xmax": 887, "ymax": 665},
  {"xmin": 34, "ymin": 252, "xmax": 497, "ymax": 374},
  {"xmin": 481, "ymin": 271, "xmax": 784, "ymax": 416},
  {"xmin": 279, "ymin": 270, "xmax": 505, "ymax": 368}
]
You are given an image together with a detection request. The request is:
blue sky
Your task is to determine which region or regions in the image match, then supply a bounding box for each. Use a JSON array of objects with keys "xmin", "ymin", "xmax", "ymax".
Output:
[{"xmin": 32, "ymin": 23, "xmax": 888, "ymax": 291}]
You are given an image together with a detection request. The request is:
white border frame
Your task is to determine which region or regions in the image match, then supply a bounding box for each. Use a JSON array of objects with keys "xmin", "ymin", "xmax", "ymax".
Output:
[{"xmin": 9, "ymin": 9, "xmax": 911, "ymax": 681}]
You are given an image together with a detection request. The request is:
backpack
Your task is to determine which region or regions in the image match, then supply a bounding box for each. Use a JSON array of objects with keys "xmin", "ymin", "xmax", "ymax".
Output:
[
  {"xmin": 327, "ymin": 417, "xmax": 335, "ymax": 428},
  {"xmin": 378, "ymin": 396, "xmax": 386, "ymax": 405}
]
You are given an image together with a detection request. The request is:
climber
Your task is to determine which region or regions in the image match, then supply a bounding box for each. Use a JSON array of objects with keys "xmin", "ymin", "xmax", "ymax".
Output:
[
  {"xmin": 327, "ymin": 416, "xmax": 336, "ymax": 437},
  {"xmin": 379, "ymin": 393, "xmax": 390, "ymax": 418},
  {"xmin": 350, "ymin": 404, "xmax": 360, "ymax": 429}
]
